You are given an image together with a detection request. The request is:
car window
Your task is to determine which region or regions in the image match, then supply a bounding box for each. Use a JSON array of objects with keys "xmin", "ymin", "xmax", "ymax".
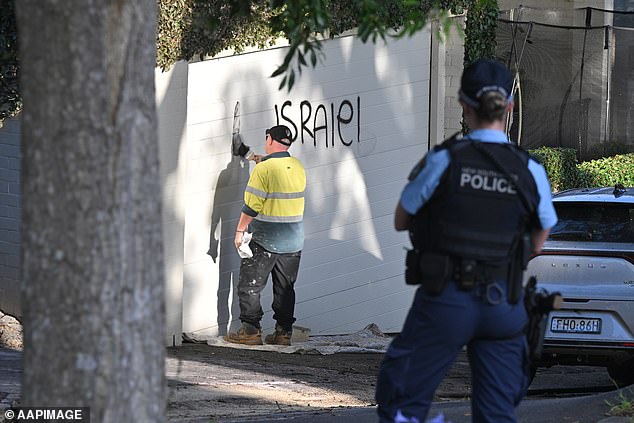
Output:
[{"xmin": 549, "ymin": 202, "xmax": 634, "ymax": 243}]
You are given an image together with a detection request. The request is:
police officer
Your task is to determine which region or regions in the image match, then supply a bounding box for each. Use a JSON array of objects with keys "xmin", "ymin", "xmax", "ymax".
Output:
[
  {"xmin": 225, "ymin": 125, "xmax": 306, "ymax": 346},
  {"xmin": 375, "ymin": 59, "xmax": 558, "ymax": 423}
]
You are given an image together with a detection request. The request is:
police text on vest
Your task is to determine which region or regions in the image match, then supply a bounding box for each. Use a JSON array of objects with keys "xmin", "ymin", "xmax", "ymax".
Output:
[{"xmin": 459, "ymin": 167, "xmax": 517, "ymax": 194}]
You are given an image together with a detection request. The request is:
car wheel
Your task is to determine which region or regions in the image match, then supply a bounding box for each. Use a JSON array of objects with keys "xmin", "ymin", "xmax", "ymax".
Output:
[{"xmin": 607, "ymin": 358, "xmax": 634, "ymax": 387}]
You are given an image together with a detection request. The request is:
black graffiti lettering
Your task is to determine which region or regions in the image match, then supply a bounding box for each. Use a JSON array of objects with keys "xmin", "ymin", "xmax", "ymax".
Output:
[
  {"xmin": 357, "ymin": 96, "xmax": 360, "ymax": 145},
  {"xmin": 313, "ymin": 104, "xmax": 328, "ymax": 148},
  {"xmin": 331, "ymin": 103, "xmax": 335, "ymax": 147},
  {"xmin": 338, "ymin": 99, "xmax": 354, "ymax": 146},
  {"xmin": 278, "ymin": 101, "xmax": 298, "ymax": 142},
  {"xmin": 273, "ymin": 97, "xmax": 361, "ymax": 148},
  {"xmin": 300, "ymin": 100, "xmax": 313, "ymax": 144}
]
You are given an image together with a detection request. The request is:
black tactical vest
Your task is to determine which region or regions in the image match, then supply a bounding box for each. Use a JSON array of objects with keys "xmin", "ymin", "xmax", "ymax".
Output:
[{"xmin": 409, "ymin": 137, "xmax": 539, "ymax": 266}]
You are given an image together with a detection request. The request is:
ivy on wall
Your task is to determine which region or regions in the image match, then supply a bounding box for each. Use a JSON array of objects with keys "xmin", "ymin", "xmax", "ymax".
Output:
[
  {"xmin": 464, "ymin": 0, "xmax": 499, "ymax": 65},
  {"xmin": 462, "ymin": 0, "xmax": 498, "ymax": 132},
  {"xmin": 0, "ymin": 0, "xmax": 20, "ymax": 127},
  {"xmin": 2, "ymin": 0, "xmax": 498, "ymax": 125}
]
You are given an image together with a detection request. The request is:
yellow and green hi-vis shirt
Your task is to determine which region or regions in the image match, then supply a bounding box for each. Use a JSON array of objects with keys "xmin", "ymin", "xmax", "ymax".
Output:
[{"xmin": 243, "ymin": 152, "xmax": 306, "ymax": 253}]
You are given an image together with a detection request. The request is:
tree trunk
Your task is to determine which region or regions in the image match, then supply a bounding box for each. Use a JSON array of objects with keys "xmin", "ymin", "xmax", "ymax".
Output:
[{"xmin": 15, "ymin": 1, "xmax": 165, "ymax": 421}]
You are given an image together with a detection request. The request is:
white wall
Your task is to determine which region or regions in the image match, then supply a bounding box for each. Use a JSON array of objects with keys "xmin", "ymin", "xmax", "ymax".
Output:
[
  {"xmin": 155, "ymin": 61, "xmax": 188, "ymax": 346},
  {"xmin": 0, "ymin": 27, "xmax": 448, "ymax": 343},
  {"xmin": 181, "ymin": 31, "xmax": 432, "ymax": 337}
]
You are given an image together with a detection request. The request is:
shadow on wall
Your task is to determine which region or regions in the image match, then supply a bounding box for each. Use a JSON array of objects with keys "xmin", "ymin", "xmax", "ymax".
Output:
[{"xmin": 207, "ymin": 153, "xmax": 250, "ymax": 336}]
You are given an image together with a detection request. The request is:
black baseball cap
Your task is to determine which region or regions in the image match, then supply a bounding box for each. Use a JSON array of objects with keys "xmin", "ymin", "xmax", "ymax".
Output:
[
  {"xmin": 266, "ymin": 125, "xmax": 293, "ymax": 146},
  {"xmin": 458, "ymin": 59, "xmax": 513, "ymax": 109}
]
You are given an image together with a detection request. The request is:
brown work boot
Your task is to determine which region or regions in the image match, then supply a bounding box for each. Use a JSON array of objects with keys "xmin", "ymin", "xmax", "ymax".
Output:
[
  {"xmin": 224, "ymin": 323, "xmax": 262, "ymax": 345},
  {"xmin": 264, "ymin": 324, "xmax": 292, "ymax": 346}
]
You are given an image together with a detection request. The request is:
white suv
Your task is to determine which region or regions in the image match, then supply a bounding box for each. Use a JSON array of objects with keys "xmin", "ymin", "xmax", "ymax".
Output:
[{"xmin": 526, "ymin": 185, "xmax": 634, "ymax": 386}]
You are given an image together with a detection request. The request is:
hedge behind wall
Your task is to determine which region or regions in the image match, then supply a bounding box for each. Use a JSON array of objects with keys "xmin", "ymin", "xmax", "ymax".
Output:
[{"xmin": 156, "ymin": 0, "xmax": 478, "ymax": 70}]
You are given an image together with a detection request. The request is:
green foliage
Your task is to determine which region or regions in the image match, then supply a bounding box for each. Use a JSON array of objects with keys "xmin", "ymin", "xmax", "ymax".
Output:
[
  {"xmin": 262, "ymin": 0, "xmax": 472, "ymax": 91},
  {"xmin": 156, "ymin": 0, "xmax": 280, "ymax": 70},
  {"xmin": 528, "ymin": 147, "xmax": 579, "ymax": 192},
  {"xmin": 576, "ymin": 153, "xmax": 634, "ymax": 188},
  {"xmin": 268, "ymin": 0, "xmax": 332, "ymax": 91},
  {"xmin": 461, "ymin": 0, "xmax": 498, "ymax": 132},
  {"xmin": 158, "ymin": 0, "xmax": 485, "ymax": 91},
  {"xmin": 0, "ymin": 0, "xmax": 20, "ymax": 127},
  {"xmin": 333, "ymin": 0, "xmax": 404, "ymax": 42},
  {"xmin": 464, "ymin": 0, "xmax": 498, "ymax": 66},
  {"xmin": 606, "ymin": 388, "xmax": 634, "ymax": 418},
  {"xmin": 528, "ymin": 147, "xmax": 634, "ymax": 191}
]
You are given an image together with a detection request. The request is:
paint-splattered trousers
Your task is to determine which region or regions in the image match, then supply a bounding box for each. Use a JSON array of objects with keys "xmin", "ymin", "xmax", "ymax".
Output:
[
  {"xmin": 237, "ymin": 241, "xmax": 302, "ymax": 332},
  {"xmin": 375, "ymin": 280, "xmax": 530, "ymax": 423}
]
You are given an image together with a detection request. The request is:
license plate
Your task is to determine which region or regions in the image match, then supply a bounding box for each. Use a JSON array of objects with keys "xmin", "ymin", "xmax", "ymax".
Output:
[{"xmin": 550, "ymin": 317, "xmax": 602, "ymax": 334}]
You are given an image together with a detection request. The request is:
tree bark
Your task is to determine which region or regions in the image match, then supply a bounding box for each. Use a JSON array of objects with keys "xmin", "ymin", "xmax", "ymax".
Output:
[{"xmin": 16, "ymin": 1, "xmax": 165, "ymax": 421}]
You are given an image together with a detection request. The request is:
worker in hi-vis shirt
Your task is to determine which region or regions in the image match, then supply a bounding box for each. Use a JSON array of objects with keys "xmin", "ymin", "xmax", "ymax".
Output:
[{"xmin": 225, "ymin": 124, "xmax": 306, "ymax": 347}]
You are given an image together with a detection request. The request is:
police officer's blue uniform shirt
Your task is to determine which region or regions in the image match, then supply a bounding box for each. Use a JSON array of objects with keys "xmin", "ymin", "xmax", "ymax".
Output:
[{"xmin": 401, "ymin": 129, "xmax": 558, "ymax": 230}]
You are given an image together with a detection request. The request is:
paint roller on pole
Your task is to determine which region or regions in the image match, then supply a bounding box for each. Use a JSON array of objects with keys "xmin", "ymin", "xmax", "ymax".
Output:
[{"xmin": 231, "ymin": 101, "xmax": 256, "ymax": 161}]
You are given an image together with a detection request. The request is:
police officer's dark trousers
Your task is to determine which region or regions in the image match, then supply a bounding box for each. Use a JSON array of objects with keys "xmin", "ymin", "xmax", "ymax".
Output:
[
  {"xmin": 375, "ymin": 279, "xmax": 529, "ymax": 423},
  {"xmin": 237, "ymin": 241, "xmax": 301, "ymax": 331}
]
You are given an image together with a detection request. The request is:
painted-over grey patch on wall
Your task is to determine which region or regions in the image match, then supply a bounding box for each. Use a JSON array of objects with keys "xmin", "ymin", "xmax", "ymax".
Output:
[{"xmin": 0, "ymin": 117, "xmax": 21, "ymax": 318}]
